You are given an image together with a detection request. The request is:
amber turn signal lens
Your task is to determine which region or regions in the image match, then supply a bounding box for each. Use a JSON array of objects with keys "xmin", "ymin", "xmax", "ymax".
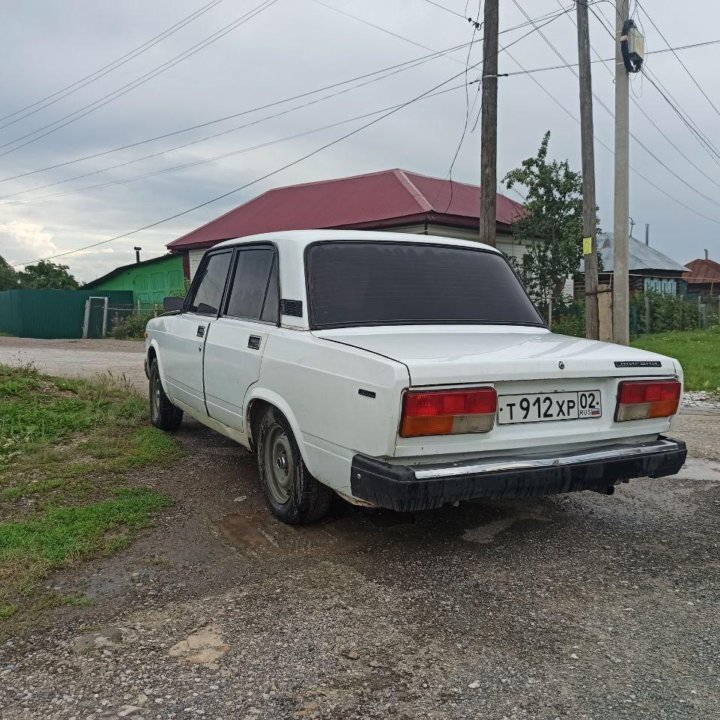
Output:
[
  {"xmin": 400, "ymin": 388, "xmax": 497, "ymax": 437},
  {"xmin": 615, "ymin": 380, "xmax": 681, "ymax": 421}
]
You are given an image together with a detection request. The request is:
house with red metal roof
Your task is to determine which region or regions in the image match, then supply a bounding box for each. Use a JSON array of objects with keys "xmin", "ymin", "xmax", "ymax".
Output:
[
  {"xmin": 683, "ymin": 254, "xmax": 720, "ymax": 296},
  {"xmin": 166, "ymin": 168, "xmax": 527, "ymax": 278}
]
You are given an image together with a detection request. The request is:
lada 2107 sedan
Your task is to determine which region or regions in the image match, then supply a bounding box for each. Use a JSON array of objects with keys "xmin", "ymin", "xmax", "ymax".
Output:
[{"xmin": 145, "ymin": 230, "xmax": 687, "ymax": 524}]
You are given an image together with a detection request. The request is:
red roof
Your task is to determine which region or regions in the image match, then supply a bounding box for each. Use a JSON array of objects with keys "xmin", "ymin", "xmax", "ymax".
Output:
[
  {"xmin": 683, "ymin": 258, "xmax": 720, "ymax": 285},
  {"xmin": 167, "ymin": 168, "xmax": 524, "ymax": 251}
]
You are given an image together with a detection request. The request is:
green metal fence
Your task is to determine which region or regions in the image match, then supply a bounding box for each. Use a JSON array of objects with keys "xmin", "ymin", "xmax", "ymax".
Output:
[{"xmin": 0, "ymin": 289, "xmax": 133, "ymax": 339}]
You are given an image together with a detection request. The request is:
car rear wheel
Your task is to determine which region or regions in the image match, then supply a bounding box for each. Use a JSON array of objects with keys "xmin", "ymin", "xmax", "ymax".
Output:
[
  {"xmin": 149, "ymin": 358, "xmax": 183, "ymax": 431},
  {"xmin": 257, "ymin": 407, "xmax": 332, "ymax": 524}
]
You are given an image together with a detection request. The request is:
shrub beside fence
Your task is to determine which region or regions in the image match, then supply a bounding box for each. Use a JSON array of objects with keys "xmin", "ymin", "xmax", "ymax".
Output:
[{"xmin": 549, "ymin": 292, "xmax": 720, "ymax": 338}]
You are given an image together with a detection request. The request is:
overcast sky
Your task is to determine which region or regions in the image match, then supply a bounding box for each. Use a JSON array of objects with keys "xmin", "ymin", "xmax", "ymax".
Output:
[{"xmin": 1, "ymin": 0, "xmax": 718, "ymax": 282}]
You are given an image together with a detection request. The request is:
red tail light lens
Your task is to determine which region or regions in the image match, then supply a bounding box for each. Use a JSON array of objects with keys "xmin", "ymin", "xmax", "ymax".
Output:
[
  {"xmin": 616, "ymin": 380, "xmax": 681, "ymax": 421},
  {"xmin": 400, "ymin": 388, "xmax": 497, "ymax": 437}
]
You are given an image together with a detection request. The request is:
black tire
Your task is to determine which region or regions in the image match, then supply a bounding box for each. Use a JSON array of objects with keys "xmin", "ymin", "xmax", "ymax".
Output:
[
  {"xmin": 257, "ymin": 407, "xmax": 332, "ymax": 524},
  {"xmin": 149, "ymin": 358, "xmax": 183, "ymax": 432}
]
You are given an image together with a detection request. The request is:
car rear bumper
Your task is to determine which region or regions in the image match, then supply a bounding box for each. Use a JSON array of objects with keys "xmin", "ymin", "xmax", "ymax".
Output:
[{"xmin": 350, "ymin": 436, "xmax": 687, "ymax": 512}]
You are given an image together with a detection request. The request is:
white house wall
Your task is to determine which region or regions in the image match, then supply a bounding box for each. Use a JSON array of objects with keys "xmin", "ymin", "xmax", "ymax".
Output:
[{"xmin": 188, "ymin": 250, "xmax": 206, "ymax": 279}]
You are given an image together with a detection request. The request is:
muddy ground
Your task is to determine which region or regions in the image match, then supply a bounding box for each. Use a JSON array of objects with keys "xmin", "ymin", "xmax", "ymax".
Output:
[
  {"xmin": 1, "ymin": 340, "xmax": 719, "ymax": 718},
  {"xmin": 1, "ymin": 408, "xmax": 719, "ymax": 720}
]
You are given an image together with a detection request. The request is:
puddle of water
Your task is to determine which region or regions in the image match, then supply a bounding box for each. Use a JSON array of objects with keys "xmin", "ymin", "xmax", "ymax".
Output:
[
  {"xmin": 461, "ymin": 510, "xmax": 549, "ymax": 544},
  {"xmin": 674, "ymin": 458, "xmax": 720, "ymax": 482},
  {"xmin": 218, "ymin": 514, "xmax": 273, "ymax": 549}
]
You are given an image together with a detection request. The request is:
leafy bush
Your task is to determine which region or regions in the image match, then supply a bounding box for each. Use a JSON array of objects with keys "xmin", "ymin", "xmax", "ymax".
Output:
[
  {"xmin": 111, "ymin": 311, "xmax": 154, "ymax": 339},
  {"xmin": 630, "ymin": 292, "xmax": 718, "ymax": 335}
]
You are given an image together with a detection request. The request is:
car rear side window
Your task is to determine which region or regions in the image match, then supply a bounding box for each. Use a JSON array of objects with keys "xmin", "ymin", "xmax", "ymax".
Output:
[
  {"xmin": 225, "ymin": 247, "xmax": 279, "ymax": 323},
  {"xmin": 306, "ymin": 241, "xmax": 544, "ymax": 329},
  {"xmin": 187, "ymin": 251, "xmax": 232, "ymax": 316}
]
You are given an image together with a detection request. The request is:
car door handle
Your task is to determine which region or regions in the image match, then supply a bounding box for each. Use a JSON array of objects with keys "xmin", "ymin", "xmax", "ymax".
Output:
[
  {"xmin": 196, "ymin": 325, "xmax": 205, "ymax": 338},
  {"xmin": 248, "ymin": 335, "xmax": 261, "ymax": 350}
]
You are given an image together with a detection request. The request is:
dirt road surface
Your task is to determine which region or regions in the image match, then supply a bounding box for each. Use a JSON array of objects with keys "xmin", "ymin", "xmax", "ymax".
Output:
[
  {"xmin": 0, "ymin": 338, "xmax": 146, "ymax": 391},
  {"xmin": 1, "ymin": 345, "xmax": 719, "ymax": 719}
]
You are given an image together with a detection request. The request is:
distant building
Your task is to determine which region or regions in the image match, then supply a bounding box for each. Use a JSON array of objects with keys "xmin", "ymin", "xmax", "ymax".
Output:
[
  {"xmin": 683, "ymin": 256, "xmax": 720, "ymax": 296},
  {"xmin": 84, "ymin": 254, "xmax": 185, "ymax": 305},
  {"xmin": 166, "ymin": 168, "xmax": 527, "ymax": 278},
  {"xmin": 577, "ymin": 233, "xmax": 687, "ymax": 297}
]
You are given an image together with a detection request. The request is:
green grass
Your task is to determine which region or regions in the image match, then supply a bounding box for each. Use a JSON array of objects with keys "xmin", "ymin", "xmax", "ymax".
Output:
[
  {"xmin": 0, "ymin": 364, "xmax": 181, "ymax": 625},
  {"xmin": 0, "ymin": 488, "xmax": 172, "ymax": 565},
  {"xmin": 632, "ymin": 326, "xmax": 720, "ymax": 393}
]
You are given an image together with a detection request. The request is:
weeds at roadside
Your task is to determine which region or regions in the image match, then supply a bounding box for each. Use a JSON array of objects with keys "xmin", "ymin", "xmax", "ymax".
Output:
[{"xmin": 0, "ymin": 363, "xmax": 181, "ymax": 630}]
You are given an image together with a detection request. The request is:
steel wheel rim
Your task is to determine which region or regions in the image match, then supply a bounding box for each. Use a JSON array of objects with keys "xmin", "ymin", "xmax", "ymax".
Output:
[
  {"xmin": 151, "ymin": 374, "xmax": 161, "ymax": 421},
  {"xmin": 264, "ymin": 424, "xmax": 293, "ymax": 505}
]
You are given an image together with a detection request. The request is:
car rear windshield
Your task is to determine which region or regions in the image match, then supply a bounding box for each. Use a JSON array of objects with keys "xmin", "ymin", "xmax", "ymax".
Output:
[{"xmin": 306, "ymin": 241, "xmax": 544, "ymax": 329}]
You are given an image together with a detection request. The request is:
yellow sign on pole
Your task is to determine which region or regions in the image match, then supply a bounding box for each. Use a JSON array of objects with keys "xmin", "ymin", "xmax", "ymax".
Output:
[{"xmin": 582, "ymin": 237, "xmax": 593, "ymax": 255}]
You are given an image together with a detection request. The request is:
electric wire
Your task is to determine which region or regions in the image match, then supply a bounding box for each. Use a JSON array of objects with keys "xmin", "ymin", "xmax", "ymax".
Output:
[
  {"xmin": 0, "ymin": 38, "xmax": 488, "ymax": 185},
  {"xmin": 511, "ymin": 0, "xmax": 720, "ymax": 212},
  {"xmin": 0, "ymin": 0, "xmax": 226, "ymax": 128},
  {"xmin": 0, "ymin": 44, "xmax": 470, "ymax": 204},
  {"xmin": 444, "ymin": 0, "xmax": 483, "ymax": 211},
  {"xmin": 0, "ymin": 6, "xmax": 578, "ymax": 192},
  {"xmin": 12, "ymin": 8, "xmax": 578, "ymax": 264},
  {"xmin": 635, "ymin": 0, "xmax": 720, "ymax": 121},
  {"xmin": 0, "ymin": 0, "xmax": 280, "ymax": 157},
  {"xmin": 497, "ymin": 37, "xmax": 720, "ymax": 77},
  {"xmin": 560, "ymin": 3, "xmax": 720, "ymax": 193},
  {"xmin": 2, "ymin": 84, "xmax": 469, "ymax": 207},
  {"xmin": 12, "ymin": 58, "xmax": 488, "ymax": 267},
  {"xmin": 590, "ymin": 3, "xmax": 720, "ymax": 166}
]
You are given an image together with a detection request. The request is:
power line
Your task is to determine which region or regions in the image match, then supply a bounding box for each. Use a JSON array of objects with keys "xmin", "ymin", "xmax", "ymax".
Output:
[
  {"xmin": 494, "ymin": 8, "xmax": 720, "ymax": 228},
  {"xmin": 0, "ymin": 38, "xmax": 481, "ymax": 186},
  {"xmin": 0, "ymin": 6, "xmax": 576, "ymax": 191},
  {"xmin": 0, "ymin": 0, "xmax": 279, "ymax": 158},
  {"xmin": 559, "ymin": 4, "xmax": 720, "ymax": 193},
  {"xmin": 511, "ymin": 0, "xmax": 720, "ymax": 213},
  {"xmin": 635, "ymin": 0, "xmax": 720, "ymax": 121},
  {"xmin": 0, "ymin": 45, "xmax": 469, "ymax": 204},
  {"xmin": 0, "ymin": 0, "xmax": 226, "ymax": 128},
  {"xmin": 9, "ymin": 0, "xmax": 572, "ymax": 262},
  {"xmin": 12, "ymin": 58, "xmax": 488, "ymax": 267},
  {"xmin": 3, "ymin": 85, "xmax": 469, "ymax": 207},
  {"xmin": 445, "ymin": 0, "xmax": 483, "ymax": 209},
  {"xmin": 589, "ymin": 4, "xmax": 720, "ymax": 167},
  {"xmin": 497, "ymin": 37, "xmax": 720, "ymax": 77},
  {"xmin": 3, "ymin": 1, "xmax": 568, "ymax": 211},
  {"xmin": 417, "ymin": 0, "xmax": 467, "ymax": 20},
  {"xmin": 505, "ymin": 50, "xmax": 720, "ymax": 227}
]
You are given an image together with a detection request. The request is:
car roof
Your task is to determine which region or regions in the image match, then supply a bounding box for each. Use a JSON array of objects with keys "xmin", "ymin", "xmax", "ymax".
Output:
[{"xmin": 212, "ymin": 229, "xmax": 500, "ymax": 254}]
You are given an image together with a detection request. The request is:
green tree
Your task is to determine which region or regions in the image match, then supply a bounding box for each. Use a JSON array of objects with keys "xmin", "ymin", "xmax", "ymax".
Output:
[
  {"xmin": 503, "ymin": 131, "xmax": 584, "ymax": 309},
  {"xmin": 0, "ymin": 256, "xmax": 18, "ymax": 291},
  {"xmin": 17, "ymin": 260, "xmax": 79, "ymax": 290}
]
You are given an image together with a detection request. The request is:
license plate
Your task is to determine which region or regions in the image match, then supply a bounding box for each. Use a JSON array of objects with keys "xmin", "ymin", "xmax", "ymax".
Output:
[{"xmin": 497, "ymin": 390, "xmax": 602, "ymax": 425}]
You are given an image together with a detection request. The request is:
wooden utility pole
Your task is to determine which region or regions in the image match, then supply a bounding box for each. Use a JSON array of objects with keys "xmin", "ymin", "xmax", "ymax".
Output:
[
  {"xmin": 479, "ymin": 0, "xmax": 499, "ymax": 247},
  {"xmin": 612, "ymin": 0, "xmax": 631, "ymax": 345},
  {"xmin": 576, "ymin": 0, "xmax": 599, "ymax": 340}
]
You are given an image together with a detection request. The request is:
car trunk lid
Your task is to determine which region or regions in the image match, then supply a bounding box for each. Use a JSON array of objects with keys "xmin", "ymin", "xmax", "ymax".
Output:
[{"xmin": 314, "ymin": 325, "xmax": 676, "ymax": 386}]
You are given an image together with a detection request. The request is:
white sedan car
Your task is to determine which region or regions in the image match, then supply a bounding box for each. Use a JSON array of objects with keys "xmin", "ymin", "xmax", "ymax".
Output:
[{"xmin": 145, "ymin": 230, "xmax": 686, "ymax": 524}]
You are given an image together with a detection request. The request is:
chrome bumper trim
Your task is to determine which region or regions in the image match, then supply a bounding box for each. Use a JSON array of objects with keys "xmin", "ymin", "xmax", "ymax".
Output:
[{"xmin": 413, "ymin": 439, "xmax": 682, "ymax": 480}]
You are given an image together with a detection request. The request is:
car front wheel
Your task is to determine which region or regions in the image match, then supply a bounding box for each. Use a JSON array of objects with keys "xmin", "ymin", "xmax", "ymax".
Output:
[
  {"xmin": 257, "ymin": 407, "xmax": 332, "ymax": 524},
  {"xmin": 149, "ymin": 358, "xmax": 183, "ymax": 431}
]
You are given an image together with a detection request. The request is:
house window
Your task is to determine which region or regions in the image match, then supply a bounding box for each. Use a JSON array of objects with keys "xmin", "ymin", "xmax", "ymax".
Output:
[{"xmin": 643, "ymin": 277, "xmax": 677, "ymax": 295}]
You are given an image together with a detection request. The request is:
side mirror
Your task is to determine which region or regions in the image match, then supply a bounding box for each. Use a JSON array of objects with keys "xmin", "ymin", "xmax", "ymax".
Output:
[{"xmin": 163, "ymin": 296, "xmax": 184, "ymax": 312}]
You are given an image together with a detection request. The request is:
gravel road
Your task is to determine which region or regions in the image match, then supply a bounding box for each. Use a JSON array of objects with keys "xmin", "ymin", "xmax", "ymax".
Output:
[
  {"xmin": 1, "ymin": 409, "xmax": 719, "ymax": 720},
  {"xmin": 1, "ymin": 340, "xmax": 719, "ymax": 718},
  {"xmin": 0, "ymin": 338, "xmax": 146, "ymax": 391}
]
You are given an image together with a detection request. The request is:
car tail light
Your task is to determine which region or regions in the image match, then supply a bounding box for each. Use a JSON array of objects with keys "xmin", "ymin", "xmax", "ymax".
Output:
[
  {"xmin": 400, "ymin": 387, "xmax": 497, "ymax": 437},
  {"xmin": 615, "ymin": 380, "xmax": 681, "ymax": 421}
]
